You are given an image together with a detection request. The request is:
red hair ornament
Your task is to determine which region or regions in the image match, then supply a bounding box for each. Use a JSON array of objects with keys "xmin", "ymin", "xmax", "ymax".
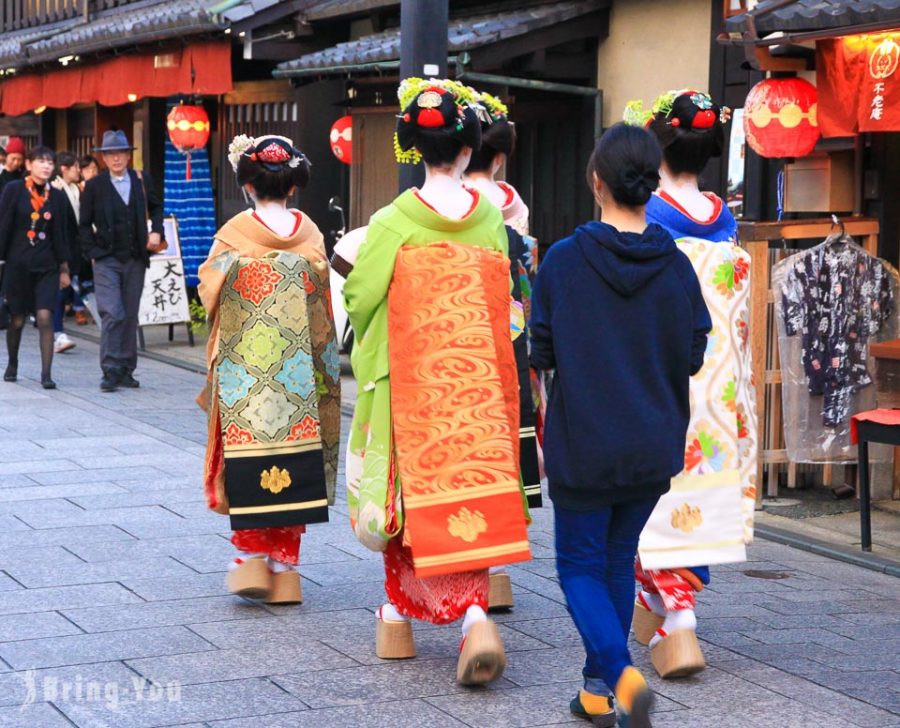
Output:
[
  {"xmin": 693, "ymin": 109, "xmax": 717, "ymax": 129},
  {"xmin": 257, "ymin": 143, "xmax": 291, "ymax": 164},
  {"xmin": 417, "ymin": 108, "xmax": 445, "ymax": 128},
  {"xmin": 415, "ymin": 88, "xmax": 447, "ymax": 128}
]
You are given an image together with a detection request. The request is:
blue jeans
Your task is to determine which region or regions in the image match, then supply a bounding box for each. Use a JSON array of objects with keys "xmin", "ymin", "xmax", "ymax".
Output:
[
  {"xmin": 554, "ymin": 496, "xmax": 660, "ymax": 695},
  {"xmin": 53, "ymin": 276, "xmax": 86, "ymax": 334}
]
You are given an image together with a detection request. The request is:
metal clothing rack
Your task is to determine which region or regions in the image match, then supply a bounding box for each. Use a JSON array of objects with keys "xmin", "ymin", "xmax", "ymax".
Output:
[{"xmin": 738, "ymin": 216, "xmax": 881, "ymax": 502}]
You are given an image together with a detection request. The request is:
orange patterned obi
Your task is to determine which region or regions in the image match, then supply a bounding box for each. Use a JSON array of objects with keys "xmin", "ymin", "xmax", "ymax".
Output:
[{"xmin": 388, "ymin": 242, "xmax": 531, "ymax": 578}]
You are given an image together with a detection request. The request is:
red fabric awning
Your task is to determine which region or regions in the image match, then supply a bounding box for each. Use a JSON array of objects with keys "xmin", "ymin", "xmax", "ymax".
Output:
[
  {"xmin": 817, "ymin": 32, "xmax": 900, "ymax": 137},
  {"xmin": 0, "ymin": 42, "xmax": 232, "ymax": 116}
]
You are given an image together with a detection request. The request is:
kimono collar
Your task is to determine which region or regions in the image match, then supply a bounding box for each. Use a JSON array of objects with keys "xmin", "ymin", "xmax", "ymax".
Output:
[
  {"xmin": 392, "ymin": 188, "xmax": 494, "ymax": 233},
  {"xmin": 646, "ymin": 191, "xmax": 736, "ymax": 243},
  {"xmin": 214, "ymin": 208, "xmax": 319, "ymax": 255},
  {"xmin": 496, "ymin": 181, "xmax": 529, "ymax": 226}
]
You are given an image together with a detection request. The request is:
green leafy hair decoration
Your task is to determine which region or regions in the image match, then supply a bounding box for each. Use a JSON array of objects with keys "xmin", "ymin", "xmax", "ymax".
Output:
[
  {"xmin": 477, "ymin": 91, "xmax": 509, "ymax": 119},
  {"xmin": 623, "ymin": 89, "xmax": 685, "ymax": 126},
  {"xmin": 623, "ymin": 100, "xmax": 652, "ymax": 127},
  {"xmin": 397, "ymin": 77, "xmax": 476, "ymax": 110}
]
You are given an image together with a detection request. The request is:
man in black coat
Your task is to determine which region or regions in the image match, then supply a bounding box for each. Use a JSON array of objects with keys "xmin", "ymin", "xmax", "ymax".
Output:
[{"xmin": 78, "ymin": 130, "xmax": 165, "ymax": 392}]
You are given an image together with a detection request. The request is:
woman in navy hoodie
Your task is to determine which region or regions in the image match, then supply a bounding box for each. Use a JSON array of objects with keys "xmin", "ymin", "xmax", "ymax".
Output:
[{"xmin": 530, "ymin": 123, "xmax": 710, "ymax": 728}]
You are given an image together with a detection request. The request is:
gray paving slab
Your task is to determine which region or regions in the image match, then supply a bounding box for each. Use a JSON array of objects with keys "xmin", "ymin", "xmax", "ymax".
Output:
[
  {"xmin": 0, "ymin": 583, "xmax": 143, "ymax": 616},
  {"xmin": 126, "ymin": 641, "xmax": 358, "ymax": 685},
  {"xmin": 0, "ymin": 475, "xmax": 40, "ymax": 489},
  {"xmin": 0, "ymin": 482, "xmax": 126, "ymax": 503},
  {"xmin": 0, "ymin": 611, "xmax": 84, "ymax": 643},
  {"xmin": 425, "ymin": 680, "xmax": 680, "ymax": 728},
  {"xmin": 272, "ymin": 656, "xmax": 515, "ymax": 708},
  {"xmin": 5, "ymin": 555, "xmax": 197, "ymax": 589},
  {"xmin": 0, "ymin": 516, "xmax": 32, "ymax": 532},
  {"xmin": 0, "ymin": 459, "xmax": 83, "ymax": 476},
  {"xmin": 121, "ymin": 572, "xmax": 232, "ymax": 602},
  {"xmin": 320, "ymin": 621, "xmax": 553, "ymax": 667},
  {"xmin": 0, "ymin": 329, "xmax": 898, "ymax": 726},
  {"xmin": 64, "ymin": 534, "xmax": 230, "ymax": 564},
  {"xmin": 0, "ymin": 573, "xmax": 22, "ymax": 592},
  {"xmin": 68, "ymin": 488, "xmax": 208, "ymax": 511},
  {"xmin": 207, "ymin": 699, "xmax": 467, "ymax": 728},
  {"xmin": 184, "ymin": 608, "xmax": 375, "ymax": 649},
  {"xmin": 61, "ymin": 595, "xmax": 271, "ymax": 633},
  {"xmin": 28, "ymin": 466, "xmax": 177, "ymax": 486},
  {"xmin": 297, "ymin": 558, "xmax": 388, "ymax": 587},
  {"xmin": 57, "ymin": 676, "xmax": 307, "ymax": 727},
  {"xmin": 723, "ymin": 664, "xmax": 900, "ymax": 727},
  {"xmin": 0, "ymin": 702, "xmax": 74, "ymax": 727},
  {"xmin": 0, "ymin": 626, "xmax": 216, "ymax": 670},
  {"xmin": 0, "ymin": 524, "xmax": 135, "ymax": 550},
  {"xmin": 0, "ymin": 661, "xmax": 139, "ymax": 708},
  {"xmin": 0, "ymin": 498, "xmax": 88, "ymax": 519}
]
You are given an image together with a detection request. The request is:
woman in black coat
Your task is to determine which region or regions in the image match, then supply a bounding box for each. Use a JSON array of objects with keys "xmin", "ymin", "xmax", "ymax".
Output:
[{"xmin": 0, "ymin": 146, "xmax": 73, "ymax": 389}]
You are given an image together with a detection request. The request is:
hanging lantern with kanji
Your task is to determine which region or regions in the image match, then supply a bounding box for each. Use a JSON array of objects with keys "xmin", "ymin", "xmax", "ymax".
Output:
[
  {"xmin": 167, "ymin": 103, "xmax": 210, "ymax": 180},
  {"xmin": 330, "ymin": 115, "xmax": 352, "ymax": 164},
  {"xmin": 744, "ymin": 78, "xmax": 820, "ymax": 158}
]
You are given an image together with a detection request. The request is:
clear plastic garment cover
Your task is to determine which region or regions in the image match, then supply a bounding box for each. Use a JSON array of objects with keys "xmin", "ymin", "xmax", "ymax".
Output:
[{"xmin": 773, "ymin": 232, "xmax": 900, "ymax": 463}]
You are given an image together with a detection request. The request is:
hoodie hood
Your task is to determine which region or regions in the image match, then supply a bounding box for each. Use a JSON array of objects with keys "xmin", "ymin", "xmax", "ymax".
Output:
[{"xmin": 575, "ymin": 221, "xmax": 676, "ymax": 297}]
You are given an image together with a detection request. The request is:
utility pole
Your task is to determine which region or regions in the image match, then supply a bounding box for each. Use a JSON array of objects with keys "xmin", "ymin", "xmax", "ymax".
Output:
[{"xmin": 398, "ymin": 0, "xmax": 449, "ymax": 191}]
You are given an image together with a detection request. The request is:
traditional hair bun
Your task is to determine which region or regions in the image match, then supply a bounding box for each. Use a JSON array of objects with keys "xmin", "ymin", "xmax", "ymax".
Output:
[
  {"xmin": 624, "ymin": 90, "xmax": 727, "ymax": 175},
  {"xmin": 235, "ymin": 134, "xmax": 311, "ymax": 198},
  {"xmin": 394, "ymin": 78, "xmax": 482, "ymax": 164}
]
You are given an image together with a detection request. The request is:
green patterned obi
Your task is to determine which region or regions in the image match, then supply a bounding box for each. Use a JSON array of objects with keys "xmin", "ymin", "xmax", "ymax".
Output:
[{"xmin": 215, "ymin": 251, "xmax": 340, "ymax": 530}]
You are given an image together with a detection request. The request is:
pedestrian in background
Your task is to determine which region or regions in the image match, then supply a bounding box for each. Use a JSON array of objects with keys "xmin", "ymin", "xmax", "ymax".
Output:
[
  {"xmin": 529, "ymin": 123, "xmax": 711, "ymax": 728},
  {"xmin": 51, "ymin": 152, "xmax": 88, "ymax": 353},
  {"xmin": 0, "ymin": 146, "xmax": 74, "ymax": 389},
  {"xmin": 78, "ymin": 154, "xmax": 99, "ymax": 185},
  {"xmin": 78, "ymin": 130, "xmax": 165, "ymax": 392},
  {"xmin": 0, "ymin": 136, "xmax": 25, "ymax": 193}
]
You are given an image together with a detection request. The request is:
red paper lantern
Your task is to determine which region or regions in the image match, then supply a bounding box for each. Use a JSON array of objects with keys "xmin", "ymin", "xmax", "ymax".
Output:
[
  {"xmin": 330, "ymin": 115, "xmax": 352, "ymax": 164},
  {"xmin": 744, "ymin": 78, "xmax": 820, "ymax": 158},
  {"xmin": 167, "ymin": 104, "xmax": 210, "ymax": 180}
]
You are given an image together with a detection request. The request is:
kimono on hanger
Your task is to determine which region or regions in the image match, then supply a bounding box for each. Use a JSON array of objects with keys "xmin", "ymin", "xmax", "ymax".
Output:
[{"xmin": 781, "ymin": 234, "xmax": 893, "ymax": 427}]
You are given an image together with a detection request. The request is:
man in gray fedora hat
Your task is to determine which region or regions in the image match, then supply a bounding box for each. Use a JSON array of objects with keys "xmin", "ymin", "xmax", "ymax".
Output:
[{"xmin": 78, "ymin": 130, "xmax": 165, "ymax": 392}]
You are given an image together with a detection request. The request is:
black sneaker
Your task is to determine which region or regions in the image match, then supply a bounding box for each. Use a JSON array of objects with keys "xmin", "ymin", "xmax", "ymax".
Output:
[
  {"xmin": 570, "ymin": 691, "xmax": 617, "ymax": 727},
  {"xmin": 100, "ymin": 372, "xmax": 118, "ymax": 392},
  {"xmin": 118, "ymin": 371, "xmax": 140, "ymax": 388}
]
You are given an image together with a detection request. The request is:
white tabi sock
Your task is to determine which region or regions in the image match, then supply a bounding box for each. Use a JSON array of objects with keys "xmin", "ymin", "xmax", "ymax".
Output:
[
  {"xmin": 266, "ymin": 558, "xmax": 295, "ymax": 574},
  {"xmin": 638, "ymin": 590, "xmax": 666, "ymax": 616},
  {"xmin": 228, "ymin": 553, "xmax": 267, "ymax": 571},
  {"xmin": 379, "ymin": 603, "xmax": 409, "ymax": 622},
  {"xmin": 649, "ymin": 608, "xmax": 697, "ymax": 648},
  {"xmin": 462, "ymin": 604, "xmax": 488, "ymax": 636}
]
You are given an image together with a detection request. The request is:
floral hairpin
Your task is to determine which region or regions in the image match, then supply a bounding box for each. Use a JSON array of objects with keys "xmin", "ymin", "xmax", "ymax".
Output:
[{"xmin": 228, "ymin": 134, "xmax": 255, "ymax": 172}]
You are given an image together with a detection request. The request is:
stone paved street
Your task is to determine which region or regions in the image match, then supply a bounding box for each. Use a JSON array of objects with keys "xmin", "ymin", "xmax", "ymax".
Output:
[{"xmin": 0, "ymin": 330, "xmax": 898, "ymax": 727}]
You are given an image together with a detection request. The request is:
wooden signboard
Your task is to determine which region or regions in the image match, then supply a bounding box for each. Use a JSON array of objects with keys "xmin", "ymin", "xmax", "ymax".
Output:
[{"xmin": 138, "ymin": 216, "xmax": 190, "ymax": 327}]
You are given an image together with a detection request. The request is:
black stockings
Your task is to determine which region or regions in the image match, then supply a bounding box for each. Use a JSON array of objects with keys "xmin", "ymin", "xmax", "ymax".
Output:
[{"xmin": 5, "ymin": 309, "xmax": 53, "ymax": 379}]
